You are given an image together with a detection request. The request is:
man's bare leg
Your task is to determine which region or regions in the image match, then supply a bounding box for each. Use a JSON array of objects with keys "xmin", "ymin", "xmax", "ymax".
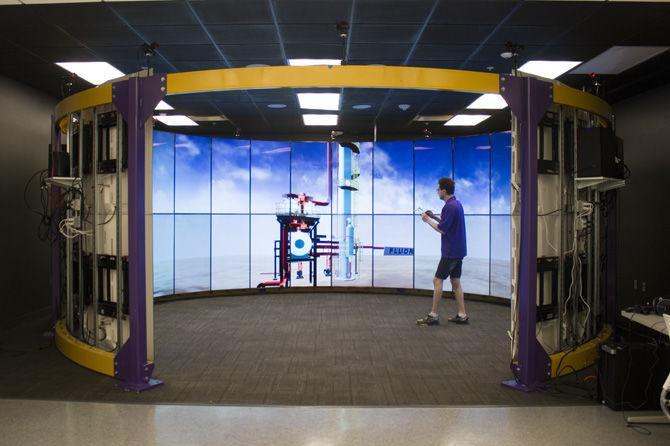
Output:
[
  {"xmin": 431, "ymin": 276, "xmax": 443, "ymax": 315},
  {"xmin": 450, "ymin": 277, "xmax": 466, "ymax": 316}
]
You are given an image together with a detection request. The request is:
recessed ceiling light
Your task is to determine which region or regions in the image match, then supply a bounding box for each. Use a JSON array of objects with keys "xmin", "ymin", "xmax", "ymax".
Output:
[
  {"xmin": 289, "ymin": 59, "xmax": 341, "ymax": 66},
  {"xmin": 246, "ymin": 63, "xmax": 270, "ymax": 68},
  {"xmin": 155, "ymin": 100, "xmax": 174, "ymax": 111},
  {"xmin": 466, "ymin": 94, "xmax": 508, "ymax": 110},
  {"xmin": 267, "ymin": 103, "xmax": 287, "ymax": 109},
  {"xmin": 55, "ymin": 62, "xmax": 125, "ymax": 86},
  {"xmin": 153, "ymin": 115, "xmax": 198, "ymax": 126},
  {"xmin": 303, "ymin": 114, "xmax": 338, "ymax": 126},
  {"xmin": 352, "ymin": 104, "xmax": 372, "ymax": 110},
  {"xmin": 297, "ymin": 93, "xmax": 340, "ymax": 111},
  {"xmin": 444, "ymin": 114, "xmax": 491, "ymax": 126},
  {"xmin": 398, "ymin": 104, "xmax": 411, "ymax": 111},
  {"xmin": 518, "ymin": 60, "xmax": 582, "ymax": 80}
]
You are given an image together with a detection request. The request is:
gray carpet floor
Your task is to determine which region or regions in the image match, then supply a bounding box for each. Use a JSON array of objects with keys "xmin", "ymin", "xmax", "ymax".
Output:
[{"xmin": 0, "ymin": 293, "xmax": 597, "ymax": 406}]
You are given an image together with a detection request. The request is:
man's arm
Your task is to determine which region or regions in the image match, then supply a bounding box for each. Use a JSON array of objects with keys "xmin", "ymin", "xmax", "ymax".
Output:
[
  {"xmin": 422, "ymin": 213, "xmax": 444, "ymax": 234},
  {"xmin": 425, "ymin": 210, "xmax": 441, "ymax": 222}
]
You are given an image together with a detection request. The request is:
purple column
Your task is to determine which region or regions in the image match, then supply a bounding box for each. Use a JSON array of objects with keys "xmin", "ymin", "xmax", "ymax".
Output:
[
  {"xmin": 606, "ymin": 190, "xmax": 617, "ymax": 333},
  {"xmin": 500, "ymin": 75, "xmax": 552, "ymax": 392},
  {"xmin": 112, "ymin": 75, "xmax": 165, "ymax": 392}
]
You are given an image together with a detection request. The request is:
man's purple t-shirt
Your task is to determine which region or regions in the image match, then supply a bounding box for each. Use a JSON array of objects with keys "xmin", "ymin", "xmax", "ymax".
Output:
[{"xmin": 436, "ymin": 196, "xmax": 467, "ymax": 259}]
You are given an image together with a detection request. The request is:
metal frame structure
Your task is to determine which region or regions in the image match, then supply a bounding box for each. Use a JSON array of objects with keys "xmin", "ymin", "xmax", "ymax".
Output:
[{"xmin": 50, "ymin": 65, "xmax": 616, "ymax": 393}]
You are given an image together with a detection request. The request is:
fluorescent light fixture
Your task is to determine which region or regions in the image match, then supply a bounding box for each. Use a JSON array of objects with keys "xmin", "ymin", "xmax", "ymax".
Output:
[
  {"xmin": 297, "ymin": 93, "xmax": 340, "ymax": 111},
  {"xmin": 444, "ymin": 114, "xmax": 491, "ymax": 126},
  {"xmin": 187, "ymin": 115, "xmax": 228, "ymax": 122},
  {"xmin": 55, "ymin": 62, "xmax": 124, "ymax": 86},
  {"xmin": 466, "ymin": 94, "xmax": 507, "ymax": 110},
  {"xmin": 289, "ymin": 59, "xmax": 341, "ymax": 66},
  {"xmin": 302, "ymin": 114, "xmax": 338, "ymax": 126},
  {"xmin": 153, "ymin": 115, "xmax": 198, "ymax": 126},
  {"xmin": 352, "ymin": 104, "xmax": 371, "ymax": 110},
  {"xmin": 570, "ymin": 46, "xmax": 670, "ymax": 75},
  {"xmin": 518, "ymin": 60, "xmax": 582, "ymax": 80},
  {"xmin": 414, "ymin": 114, "xmax": 453, "ymax": 122},
  {"xmin": 155, "ymin": 100, "xmax": 174, "ymax": 111},
  {"xmin": 267, "ymin": 103, "xmax": 287, "ymax": 109}
]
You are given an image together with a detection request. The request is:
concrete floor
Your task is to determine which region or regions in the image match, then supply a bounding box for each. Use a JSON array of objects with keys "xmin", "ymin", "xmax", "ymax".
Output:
[{"xmin": 1, "ymin": 399, "xmax": 668, "ymax": 446}]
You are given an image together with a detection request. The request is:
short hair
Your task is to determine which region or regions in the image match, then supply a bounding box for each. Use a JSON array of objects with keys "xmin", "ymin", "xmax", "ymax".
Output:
[{"xmin": 438, "ymin": 177, "xmax": 455, "ymax": 194}]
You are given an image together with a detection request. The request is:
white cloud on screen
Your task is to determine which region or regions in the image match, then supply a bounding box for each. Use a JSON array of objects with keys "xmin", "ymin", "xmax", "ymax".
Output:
[
  {"xmin": 174, "ymin": 138, "xmax": 201, "ymax": 157},
  {"xmin": 251, "ymin": 166, "xmax": 272, "ymax": 181},
  {"xmin": 455, "ymin": 169, "xmax": 490, "ymax": 214},
  {"xmin": 263, "ymin": 146, "xmax": 291, "ymax": 154},
  {"xmin": 176, "ymin": 186, "xmax": 210, "ymax": 213},
  {"xmin": 491, "ymin": 195, "xmax": 509, "ymax": 214},
  {"xmin": 212, "ymin": 178, "xmax": 249, "ymax": 213},
  {"xmin": 174, "ymin": 136, "xmax": 210, "ymax": 212},
  {"xmin": 373, "ymin": 177, "xmax": 414, "ymax": 214},
  {"xmin": 370, "ymin": 146, "xmax": 414, "ymax": 214}
]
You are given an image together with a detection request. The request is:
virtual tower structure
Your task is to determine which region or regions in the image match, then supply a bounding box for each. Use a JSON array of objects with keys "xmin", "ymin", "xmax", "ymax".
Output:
[{"xmin": 337, "ymin": 143, "xmax": 360, "ymax": 281}]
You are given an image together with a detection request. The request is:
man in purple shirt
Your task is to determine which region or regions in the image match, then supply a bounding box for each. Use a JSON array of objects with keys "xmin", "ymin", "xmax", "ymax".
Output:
[{"xmin": 416, "ymin": 177, "xmax": 469, "ymax": 326}]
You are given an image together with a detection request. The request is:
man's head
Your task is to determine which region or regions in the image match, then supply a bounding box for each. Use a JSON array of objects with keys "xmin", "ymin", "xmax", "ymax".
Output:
[{"xmin": 437, "ymin": 177, "xmax": 455, "ymax": 201}]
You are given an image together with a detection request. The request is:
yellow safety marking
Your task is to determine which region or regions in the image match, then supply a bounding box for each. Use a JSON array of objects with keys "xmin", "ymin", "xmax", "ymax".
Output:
[{"xmin": 55, "ymin": 319, "xmax": 115, "ymax": 377}]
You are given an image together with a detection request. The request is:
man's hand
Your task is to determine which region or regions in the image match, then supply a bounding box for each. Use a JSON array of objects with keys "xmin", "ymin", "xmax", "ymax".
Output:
[
  {"xmin": 425, "ymin": 210, "xmax": 435, "ymax": 218},
  {"xmin": 421, "ymin": 212, "xmax": 431, "ymax": 223}
]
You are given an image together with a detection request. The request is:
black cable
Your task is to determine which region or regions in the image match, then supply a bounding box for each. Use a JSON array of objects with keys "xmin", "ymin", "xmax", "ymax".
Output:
[
  {"xmin": 24, "ymin": 168, "xmax": 49, "ymax": 216},
  {"xmin": 538, "ymin": 208, "xmax": 562, "ymax": 216}
]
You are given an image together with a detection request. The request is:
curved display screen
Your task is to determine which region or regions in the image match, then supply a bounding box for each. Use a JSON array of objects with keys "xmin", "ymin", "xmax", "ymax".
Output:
[{"xmin": 152, "ymin": 131, "xmax": 512, "ymax": 298}]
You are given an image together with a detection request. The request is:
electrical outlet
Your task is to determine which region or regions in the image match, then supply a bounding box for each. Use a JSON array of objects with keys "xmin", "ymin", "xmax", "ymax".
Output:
[
  {"xmin": 642, "ymin": 282, "xmax": 646, "ymax": 292},
  {"xmin": 634, "ymin": 279, "xmax": 637, "ymax": 290}
]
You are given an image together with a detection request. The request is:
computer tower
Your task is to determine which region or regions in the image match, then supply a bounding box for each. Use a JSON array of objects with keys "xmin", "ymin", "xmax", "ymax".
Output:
[
  {"xmin": 598, "ymin": 341, "xmax": 663, "ymax": 411},
  {"xmin": 577, "ymin": 127, "xmax": 624, "ymax": 179}
]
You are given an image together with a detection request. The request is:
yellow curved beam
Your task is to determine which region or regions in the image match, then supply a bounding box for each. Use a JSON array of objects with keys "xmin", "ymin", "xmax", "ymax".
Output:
[
  {"xmin": 167, "ymin": 65, "xmax": 500, "ymax": 96},
  {"xmin": 55, "ymin": 319, "xmax": 115, "ymax": 377},
  {"xmin": 54, "ymin": 65, "xmax": 611, "ymax": 124},
  {"xmin": 553, "ymin": 82, "xmax": 611, "ymax": 121},
  {"xmin": 55, "ymin": 84, "xmax": 112, "ymax": 129},
  {"xmin": 549, "ymin": 325, "xmax": 612, "ymax": 378}
]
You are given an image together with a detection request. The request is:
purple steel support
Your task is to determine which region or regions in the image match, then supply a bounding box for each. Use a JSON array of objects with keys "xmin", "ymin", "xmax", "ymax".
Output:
[
  {"xmin": 500, "ymin": 75, "xmax": 553, "ymax": 392},
  {"xmin": 606, "ymin": 190, "xmax": 617, "ymax": 333},
  {"xmin": 112, "ymin": 75, "xmax": 165, "ymax": 392},
  {"xmin": 50, "ymin": 115, "xmax": 62, "ymax": 327}
]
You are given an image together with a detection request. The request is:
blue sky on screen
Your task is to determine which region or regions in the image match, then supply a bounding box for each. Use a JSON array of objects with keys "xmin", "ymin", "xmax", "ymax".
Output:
[
  {"xmin": 152, "ymin": 214, "xmax": 174, "ymax": 296},
  {"xmin": 212, "ymin": 138, "xmax": 250, "ymax": 214},
  {"xmin": 414, "ymin": 138, "xmax": 452, "ymax": 215},
  {"xmin": 454, "ymin": 134, "xmax": 491, "ymax": 214},
  {"xmin": 291, "ymin": 142, "xmax": 330, "ymax": 213},
  {"xmin": 491, "ymin": 131, "xmax": 512, "ymax": 214},
  {"xmin": 491, "ymin": 215, "xmax": 511, "ymax": 260},
  {"xmin": 175, "ymin": 134, "xmax": 211, "ymax": 213},
  {"xmin": 373, "ymin": 141, "xmax": 414, "ymax": 214},
  {"xmin": 174, "ymin": 214, "xmax": 210, "ymax": 292},
  {"xmin": 152, "ymin": 130, "xmax": 512, "ymax": 297},
  {"xmin": 212, "ymin": 215, "xmax": 250, "ymax": 290},
  {"xmin": 152, "ymin": 131, "xmax": 174, "ymax": 214},
  {"xmin": 250, "ymin": 140, "xmax": 290, "ymax": 213}
]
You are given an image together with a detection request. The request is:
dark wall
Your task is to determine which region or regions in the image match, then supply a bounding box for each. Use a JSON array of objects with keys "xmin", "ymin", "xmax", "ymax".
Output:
[
  {"xmin": 613, "ymin": 83, "xmax": 670, "ymax": 309},
  {"xmin": 0, "ymin": 74, "xmax": 56, "ymax": 327}
]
